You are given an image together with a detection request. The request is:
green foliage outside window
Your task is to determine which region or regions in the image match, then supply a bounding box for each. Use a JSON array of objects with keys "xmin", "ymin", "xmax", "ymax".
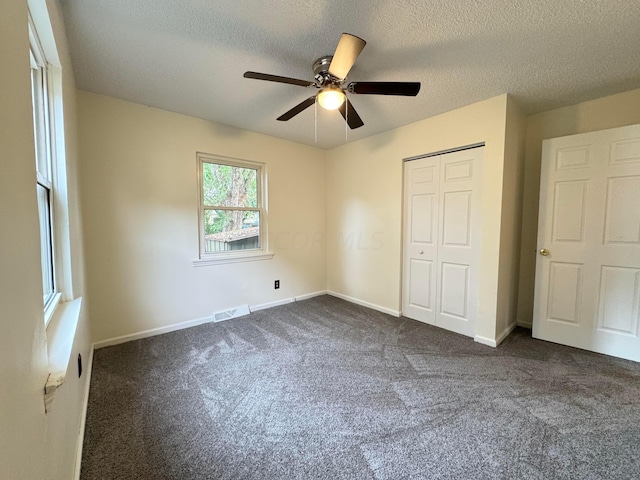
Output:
[{"xmin": 202, "ymin": 163, "xmax": 258, "ymax": 235}]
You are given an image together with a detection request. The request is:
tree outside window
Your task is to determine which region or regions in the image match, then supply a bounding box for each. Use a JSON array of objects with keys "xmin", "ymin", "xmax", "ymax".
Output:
[{"xmin": 198, "ymin": 154, "xmax": 266, "ymax": 257}]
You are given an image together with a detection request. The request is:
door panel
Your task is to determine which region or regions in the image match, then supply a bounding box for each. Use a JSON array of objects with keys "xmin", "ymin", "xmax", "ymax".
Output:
[
  {"xmin": 610, "ymin": 137, "xmax": 640, "ymax": 164},
  {"xmin": 596, "ymin": 266, "xmax": 639, "ymax": 334},
  {"xmin": 604, "ymin": 176, "xmax": 640, "ymax": 244},
  {"xmin": 534, "ymin": 123, "xmax": 640, "ymax": 362},
  {"xmin": 547, "ymin": 262, "xmax": 583, "ymax": 324},
  {"xmin": 440, "ymin": 262, "xmax": 469, "ymax": 320},
  {"xmin": 555, "ymin": 144, "xmax": 591, "ymax": 170},
  {"xmin": 444, "ymin": 159, "xmax": 474, "ymax": 182},
  {"xmin": 442, "ymin": 191, "xmax": 472, "ymax": 246},
  {"xmin": 409, "ymin": 260, "xmax": 433, "ymax": 310},
  {"xmin": 551, "ymin": 181, "xmax": 587, "ymax": 243},
  {"xmin": 411, "ymin": 194, "xmax": 435, "ymax": 243}
]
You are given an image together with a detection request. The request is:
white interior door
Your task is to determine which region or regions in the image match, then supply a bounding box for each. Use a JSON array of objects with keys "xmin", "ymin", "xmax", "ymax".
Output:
[
  {"xmin": 402, "ymin": 147, "xmax": 483, "ymax": 337},
  {"xmin": 533, "ymin": 124, "xmax": 640, "ymax": 362},
  {"xmin": 435, "ymin": 149, "xmax": 483, "ymax": 336},
  {"xmin": 402, "ymin": 157, "xmax": 439, "ymax": 325}
]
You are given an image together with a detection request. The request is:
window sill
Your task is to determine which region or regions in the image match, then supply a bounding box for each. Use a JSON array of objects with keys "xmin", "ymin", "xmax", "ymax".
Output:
[
  {"xmin": 44, "ymin": 297, "xmax": 82, "ymax": 413},
  {"xmin": 192, "ymin": 252, "xmax": 274, "ymax": 267}
]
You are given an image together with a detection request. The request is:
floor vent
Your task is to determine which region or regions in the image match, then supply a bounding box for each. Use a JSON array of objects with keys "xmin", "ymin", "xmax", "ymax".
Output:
[{"xmin": 213, "ymin": 304, "xmax": 250, "ymax": 322}]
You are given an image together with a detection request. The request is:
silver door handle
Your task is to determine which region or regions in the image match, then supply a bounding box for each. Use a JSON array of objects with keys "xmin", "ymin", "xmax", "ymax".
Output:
[{"xmin": 419, "ymin": 250, "xmax": 424, "ymax": 255}]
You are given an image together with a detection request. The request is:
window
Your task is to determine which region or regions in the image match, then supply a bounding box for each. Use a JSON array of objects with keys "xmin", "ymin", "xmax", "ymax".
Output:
[
  {"xmin": 29, "ymin": 2, "xmax": 84, "ymax": 412},
  {"xmin": 30, "ymin": 16, "xmax": 59, "ymax": 318},
  {"xmin": 196, "ymin": 153, "xmax": 270, "ymax": 264}
]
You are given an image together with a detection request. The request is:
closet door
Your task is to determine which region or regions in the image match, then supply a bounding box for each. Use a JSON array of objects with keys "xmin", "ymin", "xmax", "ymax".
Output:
[
  {"xmin": 402, "ymin": 156, "xmax": 440, "ymax": 324},
  {"xmin": 435, "ymin": 148, "xmax": 483, "ymax": 337},
  {"xmin": 402, "ymin": 147, "xmax": 483, "ymax": 337}
]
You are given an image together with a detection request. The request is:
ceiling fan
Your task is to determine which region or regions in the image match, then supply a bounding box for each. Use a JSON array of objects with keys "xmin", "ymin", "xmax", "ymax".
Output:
[{"xmin": 243, "ymin": 33, "xmax": 421, "ymax": 129}]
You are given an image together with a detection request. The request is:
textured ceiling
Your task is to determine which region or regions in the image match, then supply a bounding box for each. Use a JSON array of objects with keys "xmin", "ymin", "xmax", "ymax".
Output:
[{"xmin": 61, "ymin": 0, "xmax": 640, "ymax": 149}]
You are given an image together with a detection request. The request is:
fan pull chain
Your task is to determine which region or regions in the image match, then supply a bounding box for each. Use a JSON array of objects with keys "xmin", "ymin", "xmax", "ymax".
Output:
[
  {"xmin": 314, "ymin": 98, "xmax": 318, "ymax": 144},
  {"xmin": 345, "ymin": 99, "xmax": 348, "ymax": 143}
]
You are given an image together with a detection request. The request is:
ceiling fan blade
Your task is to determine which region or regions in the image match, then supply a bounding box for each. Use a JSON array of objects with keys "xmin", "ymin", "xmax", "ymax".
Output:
[
  {"xmin": 348, "ymin": 81, "xmax": 421, "ymax": 96},
  {"xmin": 277, "ymin": 96, "xmax": 316, "ymax": 121},
  {"xmin": 244, "ymin": 71, "xmax": 315, "ymax": 87},
  {"xmin": 328, "ymin": 33, "xmax": 366, "ymax": 80},
  {"xmin": 338, "ymin": 98, "xmax": 364, "ymax": 129}
]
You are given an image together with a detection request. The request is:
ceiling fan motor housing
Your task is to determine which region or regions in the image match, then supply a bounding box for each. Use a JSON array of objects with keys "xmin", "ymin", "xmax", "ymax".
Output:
[{"xmin": 313, "ymin": 56, "xmax": 341, "ymax": 86}]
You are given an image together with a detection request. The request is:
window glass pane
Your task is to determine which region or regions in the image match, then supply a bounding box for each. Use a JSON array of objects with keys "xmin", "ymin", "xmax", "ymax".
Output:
[
  {"xmin": 31, "ymin": 67, "xmax": 49, "ymax": 180},
  {"xmin": 204, "ymin": 210, "xmax": 260, "ymax": 253},
  {"xmin": 202, "ymin": 162, "xmax": 257, "ymax": 208},
  {"xmin": 37, "ymin": 184, "xmax": 54, "ymax": 305}
]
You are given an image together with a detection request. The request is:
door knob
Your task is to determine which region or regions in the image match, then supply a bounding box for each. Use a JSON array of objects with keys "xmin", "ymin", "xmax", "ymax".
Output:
[
  {"xmin": 419, "ymin": 250, "xmax": 424, "ymax": 255},
  {"xmin": 539, "ymin": 248, "xmax": 550, "ymax": 256}
]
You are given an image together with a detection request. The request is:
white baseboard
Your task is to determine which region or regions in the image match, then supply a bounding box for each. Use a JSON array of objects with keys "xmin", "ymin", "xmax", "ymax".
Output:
[
  {"xmin": 517, "ymin": 320, "xmax": 532, "ymax": 329},
  {"xmin": 73, "ymin": 344, "xmax": 94, "ymax": 480},
  {"xmin": 295, "ymin": 290, "xmax": 328, "ymax": 302},
  {"xmin": 250, "ymin": 290, "xmax": 328, "ymax": 312},
  {"xmin": 93, "ymin": 315, "xmax": 215, "ymax": 349},
  {"xmin": 474, "ymin": 335, "xmax": 498, "ymax": 348},
  {"xmin": 474, "ymin": 322, "xmax": 518, "ymax": 348},
  {"xmin": 327, "ymin": 290, "xmax": 401, "ymax": 317},
  {"xmin": 94, "ymin": 291, "xmax": 330, "ymax": 349},
  {"xmin": 250, "ymin": 298, "xmax": 294, "ymax": 312}
]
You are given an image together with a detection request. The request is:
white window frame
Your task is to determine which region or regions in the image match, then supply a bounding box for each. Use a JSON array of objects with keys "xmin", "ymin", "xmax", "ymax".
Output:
[
  {"xmin": 193, "ymin": 152, "xmax": 273, "ymax": 266},
  {"xmin": 30, "ymin": 13, "xmax": 63, "ymax": 324}
]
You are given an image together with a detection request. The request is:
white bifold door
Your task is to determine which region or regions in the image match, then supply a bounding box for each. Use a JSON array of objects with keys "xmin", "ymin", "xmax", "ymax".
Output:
[
  {"xmin": 534, "ymin": 124, "xmax": 640, "ymax": 362},
  {"xmin": 402, "ymin": 147, "xmax": 483, "ymax": 337}
]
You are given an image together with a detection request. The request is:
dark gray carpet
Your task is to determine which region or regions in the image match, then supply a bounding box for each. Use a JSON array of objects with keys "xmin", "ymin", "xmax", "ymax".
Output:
[{"xmin": 81, "ymin": 295, "xmax": 640, "ymax": 480}]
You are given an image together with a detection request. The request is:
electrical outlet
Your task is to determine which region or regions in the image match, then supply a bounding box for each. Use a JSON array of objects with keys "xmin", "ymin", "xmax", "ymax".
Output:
[{"xmin": 275, "ymin": 280, "xmax": 280, "ymax": 289}]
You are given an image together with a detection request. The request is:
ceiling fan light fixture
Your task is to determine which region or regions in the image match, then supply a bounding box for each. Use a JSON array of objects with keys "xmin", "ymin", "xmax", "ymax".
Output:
[
  {"xmin": 317, "ymin": 86, "xmax": 345, "ymax": 110},
  {"xmin": 244, "ymin": 33, "xmax": 421, "ymax": 129}
]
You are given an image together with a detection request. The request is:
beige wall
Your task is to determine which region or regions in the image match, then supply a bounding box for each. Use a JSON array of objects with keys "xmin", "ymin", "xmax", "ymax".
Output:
[
  {"xmin": 516, "ymin": 88, "xmax": 640, "ymax": 327},
  {"xmin": 495, "ymin": 96, "xmax": 526, "ymax": 338},
  {"xmin": 0, "ymin": 1, "xmax": 91, "ymax": 479},
  {"xmin": 326, "ymin": 94, "xmax": 511, "ymax": 341},
  {"xmin": 77, "ymin": 92, "xmax": 327, "ymax": 342}
]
